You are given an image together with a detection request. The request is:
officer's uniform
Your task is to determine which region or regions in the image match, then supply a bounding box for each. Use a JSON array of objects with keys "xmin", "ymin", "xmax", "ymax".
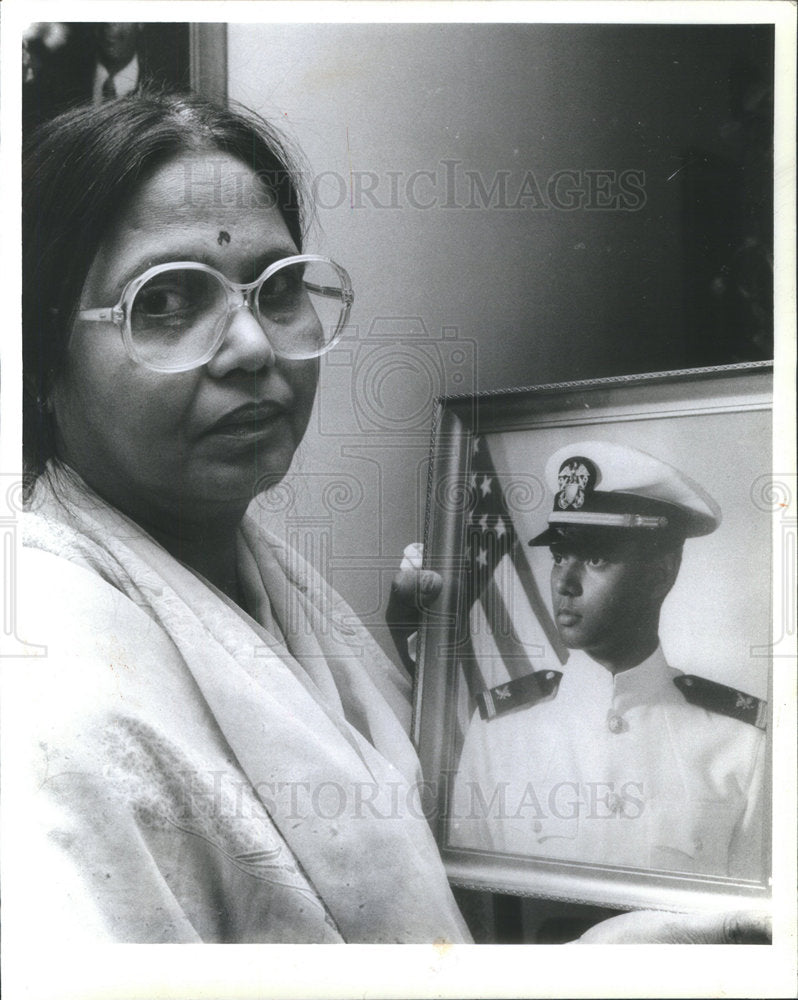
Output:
[
  {"xmin": 451, "ymin": 645, "xmax": 765, "ymax": 878},
  {"xmin": 449, "ymin": 441, "xmax": 767, "ymax": 881}
]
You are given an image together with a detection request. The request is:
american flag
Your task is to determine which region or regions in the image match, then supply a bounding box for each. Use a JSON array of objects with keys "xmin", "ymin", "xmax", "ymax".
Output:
[{"xmin": 454, "ymin": 434, "xmax": 565, "ymax": 730}]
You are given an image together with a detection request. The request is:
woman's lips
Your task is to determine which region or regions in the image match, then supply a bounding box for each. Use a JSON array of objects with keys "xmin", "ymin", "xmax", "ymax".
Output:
[
  {"xmin": 202, "ymin": 402, "xmax": 288, "ymax": 438},
  {"xmin": 556, "ymin": 608, "xmax": 581, "ymax": 626}
]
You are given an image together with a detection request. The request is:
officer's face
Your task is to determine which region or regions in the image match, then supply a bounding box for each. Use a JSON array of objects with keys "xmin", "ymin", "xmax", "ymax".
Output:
[{"xmin": 550, "ymin": 535, "xmax": 660, "ymax": 660}]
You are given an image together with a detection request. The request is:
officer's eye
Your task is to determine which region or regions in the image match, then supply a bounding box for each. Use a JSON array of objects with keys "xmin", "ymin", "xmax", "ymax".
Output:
[{"xmin": 551, "ymin": 552, "xmax": 564, "ymax": 565}]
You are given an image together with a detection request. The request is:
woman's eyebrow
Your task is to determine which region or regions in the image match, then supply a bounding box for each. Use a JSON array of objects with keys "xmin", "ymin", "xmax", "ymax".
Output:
[
  {"xmin": 116, "ymin": 250, "xmax": 218, "ymax": 278},
  {"xmin": 115, "ymin": 247, "xmax": 297, "ymax": 287},
  {"xmin": 249, "ymin": 248, "xmax": 300, "ymax": 273}
]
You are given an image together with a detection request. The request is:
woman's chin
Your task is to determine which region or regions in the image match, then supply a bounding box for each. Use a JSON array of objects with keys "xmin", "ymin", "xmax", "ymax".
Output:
[{"xmin": 186, "ymin": 460, "xmax": 294, "ymax": 511}]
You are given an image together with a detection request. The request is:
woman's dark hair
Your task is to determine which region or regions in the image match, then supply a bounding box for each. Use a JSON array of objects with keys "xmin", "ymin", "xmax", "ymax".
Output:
[{"xmin": 23, "ymin": 90, "xmax": 306, "ymax": 485}]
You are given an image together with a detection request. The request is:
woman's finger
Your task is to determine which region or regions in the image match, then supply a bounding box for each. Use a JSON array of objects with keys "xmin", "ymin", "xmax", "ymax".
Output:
[
  {"xmin": 571, "ymin": 908, "xmax": 772, "ymax": 944},
  {"xmin": 386, "ymin": 557, "xmax": 442, "ymax": 673},
  {"xmin": 390, "ymin": 567, "xmax": 442, "ymax": 607},
  {"xmin": 399, "ymin": 542, "xmax": 424, "ymax": 571}
]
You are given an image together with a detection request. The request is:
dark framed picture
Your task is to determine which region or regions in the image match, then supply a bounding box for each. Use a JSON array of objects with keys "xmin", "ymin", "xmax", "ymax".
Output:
[
  {"xmin": 414, "ymin": 362, "xmax": 772, "ymax": 912},
  {"xmin": 22, "ymin": 22, "xmax": 226, "ymax": 135}
]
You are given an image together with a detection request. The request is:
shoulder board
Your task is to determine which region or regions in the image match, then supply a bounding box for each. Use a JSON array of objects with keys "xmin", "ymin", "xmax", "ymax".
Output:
[
  {"xmin": 477, "ymin": 670, "xmax": 562, "ymax": 721},
  {"xmin": 673, "ymin": 674, "xmax": 768, "ymax": 730}
]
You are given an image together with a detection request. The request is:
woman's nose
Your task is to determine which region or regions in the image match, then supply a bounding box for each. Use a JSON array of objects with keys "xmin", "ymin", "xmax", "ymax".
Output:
[{"xmin": 205, "ymin": 304, "xmax": 276, "ymax": 376}]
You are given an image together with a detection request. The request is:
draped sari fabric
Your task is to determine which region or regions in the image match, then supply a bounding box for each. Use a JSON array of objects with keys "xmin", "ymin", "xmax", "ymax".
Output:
[{"xmin": 12, "ymin": 465, "xmax": 469, "ymax": 943}]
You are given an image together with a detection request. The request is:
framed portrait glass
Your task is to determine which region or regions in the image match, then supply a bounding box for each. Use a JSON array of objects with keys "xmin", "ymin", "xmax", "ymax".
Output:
[{"xmin": 413, "ymin": 362, "xmax": 773, "ymax": 912}]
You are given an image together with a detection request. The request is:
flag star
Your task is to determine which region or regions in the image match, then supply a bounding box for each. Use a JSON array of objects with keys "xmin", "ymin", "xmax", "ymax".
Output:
[
  {"xmin": 480, "ymin": 475, "xmax": 492, "ymax": 498},
  {"xmin": 495, "ymin": 517, "xmax": 506, "ymax": 538},
  {"xmin": 472, "ymin": 437, "xmax": 481, "ymax": 456},
  {"xmin": 478, "ymin": 513, "xmax": 489, "ymax": 531},
  {"xmin": 469, "ymin": 473, "xmax": 477, "ymax": 489},
  {"xmin": 475, "ymin": 547, "xmax": 488, "ymax": 568}
]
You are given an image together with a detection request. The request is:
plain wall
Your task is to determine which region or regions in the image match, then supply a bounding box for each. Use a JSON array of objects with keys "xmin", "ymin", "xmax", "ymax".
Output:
[{"xmin": 227, "ymin": 22, "xmax": 772, "ymax": 645}]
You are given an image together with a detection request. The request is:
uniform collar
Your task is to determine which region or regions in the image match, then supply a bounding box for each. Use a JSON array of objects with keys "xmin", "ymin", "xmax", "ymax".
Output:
[
  {"xmin": 611, "ymin": 645, "xmax": 682, "ymax": 709},
  {"xmin": 565, "ymin": 645, "xmax": 682, "ymax": 712}
]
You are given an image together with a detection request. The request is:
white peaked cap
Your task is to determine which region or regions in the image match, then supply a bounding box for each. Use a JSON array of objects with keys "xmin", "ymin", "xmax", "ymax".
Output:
[{"xmin": 540, "ymin": 440, "xmax": 722, "ymax": 538}]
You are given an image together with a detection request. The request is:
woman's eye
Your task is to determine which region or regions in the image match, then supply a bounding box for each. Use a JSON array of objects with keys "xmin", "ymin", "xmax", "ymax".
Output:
[
  {"xmin": 136, "ymin": 286, "xmax": 191, "ymax": 317},
  {"xmin": 551, "ymin": 552, "xmax": 563, "ymax": 565},
  {"xmin": 260, "ymin": 269, "xmax": 303, "ymax": 306},
  {"xmin": 587, "ymin": 557, "xmax": 607, "ymax": 568}
]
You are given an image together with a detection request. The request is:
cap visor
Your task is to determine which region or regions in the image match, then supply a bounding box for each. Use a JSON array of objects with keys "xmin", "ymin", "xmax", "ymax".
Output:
[{"xmin": 528, "ymin": 527, "xmax": 556, "ymax": 546}]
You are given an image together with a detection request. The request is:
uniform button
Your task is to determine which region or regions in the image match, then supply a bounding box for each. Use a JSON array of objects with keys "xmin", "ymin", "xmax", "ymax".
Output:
[
  {"xmin": 532, "ymin": 820, "xmax": 543, "ymax": 834},
  {"xmin": 606, "ymin": 792, "xmax": 621, "ymax": 814},
  {"xmin": 694, "ymin": 837, "xmax": 703, "ymax": 852},
  {"xmin": 607, "ymin": 713, "xmax": 624, "ymax": 734}
]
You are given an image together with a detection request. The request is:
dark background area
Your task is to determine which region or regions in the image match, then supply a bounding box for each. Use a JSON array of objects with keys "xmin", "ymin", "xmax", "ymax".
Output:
[{"xmin": 23, "ymin": 23, "xmax": 191, "ymax": 135}]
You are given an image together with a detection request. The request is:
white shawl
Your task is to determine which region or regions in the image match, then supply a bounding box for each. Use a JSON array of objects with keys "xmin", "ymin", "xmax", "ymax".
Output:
[{"xmin": 11, "ymin": 466, "xmax": 469, "ymax": 944}]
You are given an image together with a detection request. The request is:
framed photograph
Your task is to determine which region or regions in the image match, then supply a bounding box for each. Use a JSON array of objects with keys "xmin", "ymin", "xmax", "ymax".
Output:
[
  {"xmin": 22, "ymin": 22, "xmax": 226, "ymax": 135},
  {"xmin": 414, "ymin": 362, "xmax": 773, "ymax": 913}
]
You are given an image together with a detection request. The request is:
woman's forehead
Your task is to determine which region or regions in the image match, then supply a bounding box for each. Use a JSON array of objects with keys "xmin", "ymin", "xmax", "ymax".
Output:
[
  {"xmin": 87, "ymin": 152, "xmax": 295, "ymax": 289},
  {"xmin": 118, "ymin": 151, "xmax": 283, "ymax": 229}
]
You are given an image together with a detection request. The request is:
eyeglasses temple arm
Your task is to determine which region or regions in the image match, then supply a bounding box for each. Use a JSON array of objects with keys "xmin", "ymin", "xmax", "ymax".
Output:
[
  {"xmin": 76, "ymin": 307, "xmax": 123, "ymax": 324},
  {"xmin": 303, "ymin": 282, "xmax": 354, "ymax": 305}
]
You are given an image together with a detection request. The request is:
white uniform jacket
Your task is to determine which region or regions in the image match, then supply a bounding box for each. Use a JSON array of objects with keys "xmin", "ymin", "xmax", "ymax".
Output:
[{"xmin": 451, "ymin": 647, "xmax": 765, "ymax": 880}]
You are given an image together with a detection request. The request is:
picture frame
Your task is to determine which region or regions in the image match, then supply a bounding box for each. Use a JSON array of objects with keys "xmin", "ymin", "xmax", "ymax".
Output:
[
  {"xmin": 22, "ymin": 22, "xmax": 227, "ymax": 135},
  {"xmin": 413, "ymin": 361, "xmax": 773, "ymax": 913}
]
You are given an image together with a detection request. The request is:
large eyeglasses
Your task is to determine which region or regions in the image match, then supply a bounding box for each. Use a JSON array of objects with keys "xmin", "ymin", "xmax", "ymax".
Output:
[{"xmin": 77, "ymin": 254, "xmax": 354, "ymax": 373}]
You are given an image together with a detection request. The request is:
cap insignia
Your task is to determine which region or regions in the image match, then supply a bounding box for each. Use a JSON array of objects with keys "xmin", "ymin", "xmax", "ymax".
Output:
[{"xmin": 556, "ymin": 456, "xmax": 598, "ymax": 511}]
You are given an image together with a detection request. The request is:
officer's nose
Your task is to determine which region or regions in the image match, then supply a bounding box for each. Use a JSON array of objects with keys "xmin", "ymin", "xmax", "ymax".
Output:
[{"xmin": 554, "ymin": 557, "xmax": 583, "ymax": 596}]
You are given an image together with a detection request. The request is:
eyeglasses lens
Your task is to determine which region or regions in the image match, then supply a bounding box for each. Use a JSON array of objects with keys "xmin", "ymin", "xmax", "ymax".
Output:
[
  {"xmin": 256, "ymin": 259, "xmax": 346, "ymax": 359},
  {"xmin": 129, "ymin": 260, "xmax": 348, "ymax": 369},
  {"xmin": 130, "ymin": 269, "xmax": 228, "ymax": 370}
]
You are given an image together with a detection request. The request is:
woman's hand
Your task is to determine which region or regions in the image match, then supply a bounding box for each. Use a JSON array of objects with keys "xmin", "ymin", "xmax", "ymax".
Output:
[
  {"xmin": 386, "ymin": 543, "xmax": 442, "ymax": 673},
  {"xmin": 571, "ymin": 909, "xmax": 771, "ymax": 944}
]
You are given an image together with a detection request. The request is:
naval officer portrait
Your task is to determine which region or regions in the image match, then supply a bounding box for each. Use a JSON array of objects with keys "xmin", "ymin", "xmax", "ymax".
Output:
[{"xmin": 450, "ymin": 441, "xmax": 767, "ymax": 880}]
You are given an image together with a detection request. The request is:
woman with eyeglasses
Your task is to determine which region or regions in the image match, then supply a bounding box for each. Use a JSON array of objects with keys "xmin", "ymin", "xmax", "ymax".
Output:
[
  {"xmin": 19, "ymin": 92, "xmax": 467, "ymax": 944},
  {"xmin": 17, "ymin": 93, "xmax": 769, "ymax": 947}
]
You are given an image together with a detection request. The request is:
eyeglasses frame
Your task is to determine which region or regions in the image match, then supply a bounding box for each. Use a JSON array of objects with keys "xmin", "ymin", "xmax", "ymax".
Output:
[{"xmin": 76, "ymin": 253, "xmax": 354, "ymax": 373}]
